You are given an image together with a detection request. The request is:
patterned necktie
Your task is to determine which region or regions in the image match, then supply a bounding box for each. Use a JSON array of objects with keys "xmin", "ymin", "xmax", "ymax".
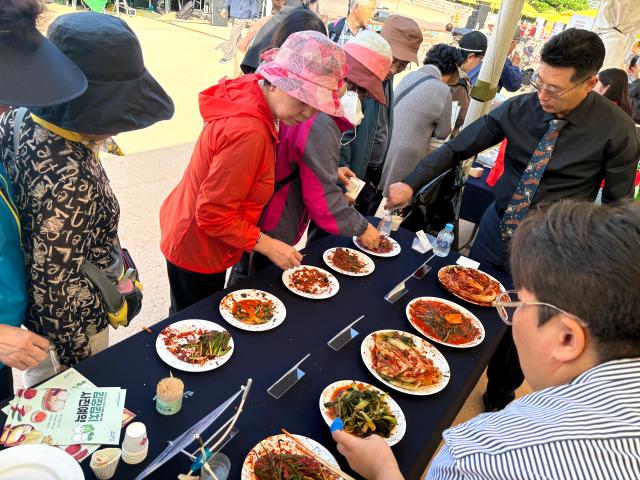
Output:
[{"xmin": 499, "ymin": 119, "xmax": 568, "ymax": 240}]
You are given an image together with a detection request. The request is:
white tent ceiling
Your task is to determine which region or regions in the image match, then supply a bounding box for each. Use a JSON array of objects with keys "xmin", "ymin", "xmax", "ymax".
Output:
[{"xmin": 594, "ymin": 0, "xmax": 640, "ymax": 68}]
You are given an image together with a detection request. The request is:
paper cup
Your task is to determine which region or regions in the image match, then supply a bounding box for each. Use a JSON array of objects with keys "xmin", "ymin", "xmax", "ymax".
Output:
[
  {"xmin": 469, "ymin": 166, "xmax": 484, "ymax": 178},
  {"xmin": 122, "ymin": 443, "xmax": 149, "ymax": 465},
  {"xmin": 391, "ymin": 215, "xmax": 403, "ymax": 231},
  {"xmin": 90, "ymin": 448, "xmax": 121, "ymax": 480},
  {"xmin": 122, "ymin": 422, "xmax": 148, "ymax": 454}
]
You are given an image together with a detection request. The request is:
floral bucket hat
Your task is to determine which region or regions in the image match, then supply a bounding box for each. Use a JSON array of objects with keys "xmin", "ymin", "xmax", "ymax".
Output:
[{"xmin": 258, "ymin": 30, "xmax": 347, "ymax": 117}]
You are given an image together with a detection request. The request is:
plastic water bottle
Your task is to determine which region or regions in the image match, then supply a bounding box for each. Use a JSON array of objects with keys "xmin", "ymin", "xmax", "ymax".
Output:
[
  {"xmin": 433, "ymin": 223, "xmax": 455, "ymax": 257},
  {"xmin": 378, "ymin": 210, "xmax": 392, "ymax": 236}
]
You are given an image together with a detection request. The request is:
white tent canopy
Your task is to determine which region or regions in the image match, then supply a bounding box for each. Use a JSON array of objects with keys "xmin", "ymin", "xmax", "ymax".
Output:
[
  {"xmin": 463, "ymin": 0, "xmax": 640, "ymax": 127},
  {"xmin": 594, "ymin": 0, "xmax": 640, "ymax": 69}
]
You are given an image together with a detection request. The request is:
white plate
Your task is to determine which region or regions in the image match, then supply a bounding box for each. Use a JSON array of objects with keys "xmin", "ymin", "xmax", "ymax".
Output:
[
  {"xmin": 156, "ymin": 319, "xmax": 234, "ymax": 373},
  {"xmin": 352, "ymin": 236, "xmax": 401, "ymax": 258},
  {"xmin": 241, "ymin": 434, "xmax": 339, "ymax": 480},
  {"xmin": 0, "ymin": 444, "xmax": 84, "ymax": 480},
  {"xmin": 360, "ymin": 329, "xmax": 450, "ymax": 396},
  {"xmin": 406, "ymin": 297, "xmax": 485, "ymax": 348},
  {"xmin": 282, "ymin": 266, "xmax": 339, "ymax": 300},
  {"xmin": 438, "ymin": 265, "xmax": 506, "ymax": 307},
  {"xmin": 319, "ymin": 380, "xmax": 406, "ymax": 446},
  {"xmin": 219, "ymin": 289, "xmax": 286, "ymax": 332},
  {"xmin": 322, "ymin": 247, "xmax": 375, "ymax": 277}
]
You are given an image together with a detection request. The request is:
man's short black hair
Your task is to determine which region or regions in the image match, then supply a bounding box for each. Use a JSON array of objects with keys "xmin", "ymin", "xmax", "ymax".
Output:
[
  {"xmin": 540, "ymin": 28, "xmax": 605, "ymax": 82},
  {"xmin": 510, "ymin": 200, "xmax": 640, "ymax": 362}
]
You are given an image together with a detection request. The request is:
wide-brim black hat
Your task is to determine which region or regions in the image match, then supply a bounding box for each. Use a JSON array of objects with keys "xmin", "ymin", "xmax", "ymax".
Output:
[
  {"xmin": 31, "ymin": 12, "xmax": 174, "ymax": 135},
  {"xmin": 0, "ymin": 31, "xmax": 88, "ymax": 107}
]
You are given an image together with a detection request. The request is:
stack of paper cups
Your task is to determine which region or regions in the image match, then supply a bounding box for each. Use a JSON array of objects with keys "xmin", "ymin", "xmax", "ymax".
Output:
[{"xmin": 122, "ymin": 422, "xmax": 149, "ymax": 465}]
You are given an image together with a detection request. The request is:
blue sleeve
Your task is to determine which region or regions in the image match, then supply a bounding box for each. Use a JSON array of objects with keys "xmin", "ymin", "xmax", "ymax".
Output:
[
  {"xmin": 251, "ymin": 0, "xmax": 258, "ymax": 18},
  {"xmin": 499, "ymin": 58, "xmax": 522, "ymax": 92},
  {"xmin": 467, "ymin": 65, "xmax": 480, "ymax": 86},
  {"xmin": 424, "ymin": 441, "xmax": 466, "ymax": 480}
]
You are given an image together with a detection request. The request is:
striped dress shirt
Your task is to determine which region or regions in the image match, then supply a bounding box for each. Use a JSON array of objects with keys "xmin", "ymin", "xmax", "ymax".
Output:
[{"xmin": 426, "ymin": 358, "xmax": 640, "ymax": 479}]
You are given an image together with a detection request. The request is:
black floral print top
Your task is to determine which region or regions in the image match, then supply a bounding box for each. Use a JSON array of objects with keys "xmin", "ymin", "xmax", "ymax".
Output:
[{"xmin": 0, "ymin": 110, "xmax": 120, "ymax": 366}]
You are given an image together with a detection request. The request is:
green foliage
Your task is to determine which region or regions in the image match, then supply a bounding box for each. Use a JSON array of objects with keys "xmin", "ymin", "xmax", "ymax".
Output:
[{"xmin": 529, "ymin": 0, "xmax": 590, "ymax": 12}]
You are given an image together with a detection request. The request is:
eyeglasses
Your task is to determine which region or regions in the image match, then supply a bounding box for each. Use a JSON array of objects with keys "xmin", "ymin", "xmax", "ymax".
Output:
[
  {"xmin": 530, "ymin": 72, "xmax": 591, "ymax": 99},
  {"xmin": 391, "ymin": 59, "xmax": 410, "ymax": 74},
  {"xmin": 492, "ymin": 290, "xmax": 582, "ymax": 326}
]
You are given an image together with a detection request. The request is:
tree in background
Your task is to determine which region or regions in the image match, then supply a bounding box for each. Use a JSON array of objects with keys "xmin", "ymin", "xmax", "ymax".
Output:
[{"xmin": 529, "ymin": 0, "xmax": 590, "ymax": 12}]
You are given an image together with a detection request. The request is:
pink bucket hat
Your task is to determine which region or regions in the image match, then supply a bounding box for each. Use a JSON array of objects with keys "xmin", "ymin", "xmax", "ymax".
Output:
[
  {"xmin": 258, "ymin": 31, "xmax": 347, "ymax": 117},
  {"xmin": 343, "ymin": 30, "xmax": 393, "ymax": 82}
]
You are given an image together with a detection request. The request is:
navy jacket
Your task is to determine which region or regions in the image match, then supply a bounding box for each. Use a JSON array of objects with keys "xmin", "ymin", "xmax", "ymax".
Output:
[
  {"xmin": 468, "ymin": 58, "xmax": 522, "ymax": 92},
  {"xmin": 224, "ymin": 0, "xmax": 258, "ymax": 20}
]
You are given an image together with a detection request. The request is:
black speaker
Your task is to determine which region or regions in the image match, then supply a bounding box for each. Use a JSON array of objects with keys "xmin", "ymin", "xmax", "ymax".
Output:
[
  {"xmin": 477, "ymin": 5, "xmax": 491, "ymax": 29},
  {"xmin": 465, "ymin": 4, "xmax": 491, "ymax": 30},
  {"xmin": 209, "ymin": 0, "xmax": 228, "ymax": 26},
  {"xmin": 464, "ymin": 6, "xmax": 479, "ymax": 30}
]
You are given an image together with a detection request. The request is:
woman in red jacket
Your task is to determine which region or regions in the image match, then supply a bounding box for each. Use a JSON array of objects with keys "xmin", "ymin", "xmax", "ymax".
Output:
[{"xmin": 160, "ymin": 31, "xmax": 347, "ymax": 312}]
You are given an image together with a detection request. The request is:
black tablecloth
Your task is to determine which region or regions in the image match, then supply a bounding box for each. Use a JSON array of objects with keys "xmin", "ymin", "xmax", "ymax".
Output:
[
  {"xmin": 23, "ymin": 228, "xmax": 510, "ymax": 480},
  {"xmin": 459, "ymin": 165, "xmax": 494, "ymax": 226}
]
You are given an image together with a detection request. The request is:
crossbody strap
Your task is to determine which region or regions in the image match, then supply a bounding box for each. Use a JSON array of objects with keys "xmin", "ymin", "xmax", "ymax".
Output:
[
  {"xmin": 12, "ymin": 107, "xmax": 27, "ymax": 161},
  {"xmin": 394, "ymin": 74, "xmax": 435, "ymax": 107},
  {"xmin": 328, "ymin": 17, "xmax": 346, "ymax": 43},
  {"xmin": 274, "ymin": 165, "xmax": 299, "ymax": 192},
  {"xmin": 82, "ymin": 260, "xmax": 124, "ymax": 312}
]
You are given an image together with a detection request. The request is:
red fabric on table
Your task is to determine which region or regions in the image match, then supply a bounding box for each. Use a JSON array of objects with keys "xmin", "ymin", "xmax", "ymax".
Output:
[{"xmin": 486, "ymin": 138, "xmax": 507, "ymax": 187}]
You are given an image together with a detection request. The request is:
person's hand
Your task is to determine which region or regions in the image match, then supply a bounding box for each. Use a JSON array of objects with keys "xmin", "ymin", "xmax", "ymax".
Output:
[
  {"xmin": 385, "ymin": 182, "xmax": 414, "ymax": 209},
  {"xmin": 357, "ymin": 223, "xmax": 380, "ymax": 249},
  {"xmin": 220, "ymin": 8, "xmax": 227, "ymax": 18},
  {"xmin": 0, "ymin": 325, "xmax": 50, "ymax": 371},
  {"xmin": 332, "ymin": 430, "xmax": 404, "ymax": 480},
  {"xmin": 624, "ymin": 63, "xmax": 639, "ymax": 80},
  {"xmin": 253, "ymin": 234, "xmax": 302, "ymax": 270},
  {"xmin": 338, "ymin": 167, "xmax": 356, "ymax": 188},
  {"xmin": 343, "ymin": 193, "xmax": 356, "ymax": 206}
]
